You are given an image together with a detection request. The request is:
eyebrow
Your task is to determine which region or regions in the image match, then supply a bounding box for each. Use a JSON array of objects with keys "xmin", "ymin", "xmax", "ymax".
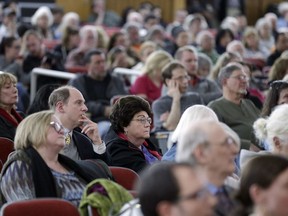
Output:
[{"xmin": 135, "ymin": 114, "xmax": 147, "ymax": 118}]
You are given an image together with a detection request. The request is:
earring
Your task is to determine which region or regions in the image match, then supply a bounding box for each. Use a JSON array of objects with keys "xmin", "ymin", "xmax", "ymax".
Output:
[{"xmin": 124, "ymin": 130, "xmax": 128, "ymax": 135}]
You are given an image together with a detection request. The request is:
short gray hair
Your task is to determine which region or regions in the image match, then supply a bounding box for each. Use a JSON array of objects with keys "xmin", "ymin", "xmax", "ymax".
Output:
[
  {"xmin": 176, "ymin": 120, "xmax": 218, "ymax": 164},
  {"xmin": 218, "ymin": 62, "xmax": 243, "ymax": 86}
]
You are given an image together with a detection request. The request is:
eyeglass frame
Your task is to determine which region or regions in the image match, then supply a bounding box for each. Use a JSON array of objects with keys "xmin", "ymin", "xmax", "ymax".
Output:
[
  {"xmin": 50, "ymin": 121, "xmax": 68, "ymax": 134},
  {"xmin": 269, "ymin": 80, "xmax": 288, "ymax": 90},
  {"xmin": 229, "ymin": 74, "xmax": 250, "ymax": 82},
  {"xmin": 132, "ymin": 117, "xmax": 152, "ymax": 125},
  {"xmin": 171, "ymin": 75, "xmax": 191, "ymax": 82}
]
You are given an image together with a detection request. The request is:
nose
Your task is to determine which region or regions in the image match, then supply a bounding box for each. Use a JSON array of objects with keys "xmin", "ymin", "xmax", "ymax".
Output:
[{"xmin": 82, "ymin": 104, "xmax": 88, "ymax": 112}]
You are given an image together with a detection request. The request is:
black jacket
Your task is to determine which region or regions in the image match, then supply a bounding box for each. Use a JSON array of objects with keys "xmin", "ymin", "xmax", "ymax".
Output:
[{"xmin": 105, "ymin": 127, "xmax": 161, "ymax": 173}]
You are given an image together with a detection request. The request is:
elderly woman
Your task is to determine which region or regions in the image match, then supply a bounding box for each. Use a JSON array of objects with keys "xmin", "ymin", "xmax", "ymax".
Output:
[
  {"xmin": 0, "ymin": 110, "xmax": 94, "ymax": 206},
  {"xmin": 105, "ymin": 95, "xmax": 162, "ymax": 173},
  {"xmin": 0, "ymin": 73, "xmax": 24, "ymax": 140},
  {"xmin": 233, "ymin": 155, "xmax": 288, "ymax": 216},
  {"xmin": 130, "ymin": 50, "xmax": 173, "ymax": 103}
]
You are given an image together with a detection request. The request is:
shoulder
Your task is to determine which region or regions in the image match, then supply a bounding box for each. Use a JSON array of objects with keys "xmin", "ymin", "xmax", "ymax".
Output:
[{"xmin": 208, "ymin": 97, "xmax": 225, "ymax": 107}]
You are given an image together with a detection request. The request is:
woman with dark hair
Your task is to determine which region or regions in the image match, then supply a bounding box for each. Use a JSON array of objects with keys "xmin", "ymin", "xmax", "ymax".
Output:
[
  {"xmin": 53, "ymin": 26, "xmax": 80, "ymax": 68},
  {"xmin": 105, "ymin": 95, "xmax": 162, "ymax": 173},
  {"xmin": 261, "ymin": 80, "xmax": 288, "ymax": 117},
  {"xmin": 233, "ymin": 155, "xmax": 288, "ymax": 216},
  {"xmin": 27, "ymin": 83, "xmax": 61, "ymax": 115},
  {"xmin": 215, "ymin": 28, "xmax": 234, "ymax": 55}
]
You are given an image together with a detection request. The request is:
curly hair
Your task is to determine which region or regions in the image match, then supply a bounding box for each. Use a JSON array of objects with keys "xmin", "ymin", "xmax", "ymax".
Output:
[{"xmin": 109, "ymin": 95, "xmax": 152, "ymax": 133}]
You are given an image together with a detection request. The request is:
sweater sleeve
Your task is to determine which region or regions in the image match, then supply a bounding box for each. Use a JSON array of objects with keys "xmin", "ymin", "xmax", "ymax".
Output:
[{"xmin": 1, "ymin": 160, "xmax": 35, "ymax": 202}]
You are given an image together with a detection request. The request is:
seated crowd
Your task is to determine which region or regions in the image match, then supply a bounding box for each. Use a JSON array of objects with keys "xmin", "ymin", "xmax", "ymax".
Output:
[{"xmin": 2, "ymin": 0, "xmax": 288, "ymax": 215}]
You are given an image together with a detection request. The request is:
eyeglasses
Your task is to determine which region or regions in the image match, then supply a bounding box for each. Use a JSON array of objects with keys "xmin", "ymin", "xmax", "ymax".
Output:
[
  {"xmin": 50, "ymin": 121, "xmax": 67, "ymax": 134},
  {"xmin": 269, "ymin": 80, "xmax": 288, "ymax": 90},
  {"xmin": 172, "ymin": 75, "xmax": 191, "ymax": 82},
  {"xmin": 219, "ymin": 136, "xmax": 239, "ymax": 148},
  {"xmin": 176, "ymin": 187, "xmax": 210, "ymax": 203},
  {"xmin": 229, "ymin": 75, "xmax": 249, "ymax": 82},
  {"xmin": 132, "ymin": 117, "xmax": 152, "ymax": 125}
]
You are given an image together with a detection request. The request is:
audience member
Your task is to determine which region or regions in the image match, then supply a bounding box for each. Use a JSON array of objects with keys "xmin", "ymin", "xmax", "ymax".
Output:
[
  {"xmin": 215, "ymin": 28, "xmax": 234, "ymax": 55},
  {"xmin": 88, "ymin": 0, "xmax": 121, "ymax": 27},
  {"xmin": 69, "ymin": 49, "xmax": 127, "ymax": 138},
  {"xmin": 105, "ymin": 95, "xmax": 162, "ymax": 173},
  {"xmin": 211, "ymin": 51, "xmax": 242, "ymax": 83},
  {"xmin": 276, "ymin": 2, "xmax": 288, "ymax": 30},
  {"xmin": 21, "ymin": 29, "xmax": 64, "ymax": 89},
  {"xmin": 130, "ymin": 50, "xmax": 173, "ymax": 103},
  {"xmin": 152, "ymin": 61, "xmax": 203, "ymax": 131},
  {"xmin": 48, "ymin": 85, "xmax": 108, "ymax": 162},
  {"xmin": 30, "ymin": 6, "xmax": 54, "ymax": 39},
  {"xmin": 138, "ymin": 162, "xmax": 217, "ymax": 216},
  {"xmin": 261, "ymin": 80, "xmax": 288, "ymax": 117},
  {"xmin": 0, "ymin": 72, "xmax": 23, "ymax": 140},
  {"xmin": 196, "ymin": 30, "xmax": 219, "ymax": 64},
  {"xmin": 242, "ymin": 27, "xmax": 270, "ymax": 61},
  {"xmin": 252, "ymin": 104, "xmax": 288, "ymax": 155},
  {"xmin": 65, "ymin": 25, "xmax": 98, "ymax": 68},
  {"xmin": 27, "ymin": 83, "xmax": 60, "ymax": 115},
  {"xmin": 164, "ymin": 25, "xmax": 189, "ymax": 56},
  {"xmin": 0, "ymin": 110, "xmax": 95, "ymax": 206},
  {"xmin": 208, "ymin": 62, "xmax": 260, "ymax": 150},
  {"xmin": 173, "ymin": 45, "xmax": 222, "ymax": 104},
  {"xmin": 266, "ymin": 32, "xmax": 288, "ymax": 66},
  {"xmin": 226, "ymin": 40, "xmax": 245, "ymax": 58},
  {"xmin": 268, "ymin": 57, "xmax": 288, "ymax": 82},
  {"xmin": 50, "ymin": 6, "xmax": 64, "ymax": 39},
  {"xmin": 0, "ymin": 7, "xmax": 18, "ymax": 43},
  {"xmin": 233, "ymin": 155, "xmax": 288, "ymax": 216},
  {"xmin": 197, "ymin": 52, "xmax": 213, "ymax": 79},
  {"xmin": 162, "ymin": 105, "xmax": 218, "ymax": 161},
  {"xmin": 255, "ymin": 17, "xmax": 275, "ymax": 53},
  {"xmin": 183, "ymin": 14, "xmax": 208, "ymax": 45},
  {"xmin": 0, "ymin": 36, "xmax": 22, "ymax": 81},
  {"xmin": 53, "ymin": 27, "xmax": 80, "ymax": 68},
  {"xmin": 176, "ymin": 120, "xmax": 239, "ymax": 216},
  {"xmin": 166, "ymin": 8, "xmax": 188, "ymax": 35},
  {"xmin": 54, "ymin": 12, "xmax": 80, "ymax": 40}
]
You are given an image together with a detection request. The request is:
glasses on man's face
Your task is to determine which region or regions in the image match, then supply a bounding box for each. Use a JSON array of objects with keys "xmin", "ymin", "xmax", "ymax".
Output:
[
  {"xmin": 172, "ymin": 75, "xmax": 191, "ymax": 82},
  {"xmin": 50, "ymin": 121, "xmax": 66, "ymax": 134},
  {"xmin": 132, "ymin": 117, "xmax": 152, "ymax": 125},
  {"xmin": 176, "ymin": 187, "xmax": 210, "ymax": 203},
  {"xmin": 229, "ymin": 75, "xmax": 249, "ymax": 82},
  {"xmin": 269, "ymin": 80, "xmax": 288, "ymax": 90}
]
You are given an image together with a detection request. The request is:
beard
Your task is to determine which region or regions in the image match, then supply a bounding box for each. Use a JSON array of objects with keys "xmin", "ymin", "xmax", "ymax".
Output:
[{"xmin": 238, "ymin": 89, "xmax": 247, "ymax": 95}]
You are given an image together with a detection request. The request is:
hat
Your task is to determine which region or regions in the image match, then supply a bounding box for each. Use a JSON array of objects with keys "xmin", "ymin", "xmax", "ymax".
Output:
[
  {"xmin": 2, "ymin": 7, "xmax": 16, "ymax": 17},
  {"xmin": 171, "ymin": 25, "xmax": 185, "ymax": 39}
]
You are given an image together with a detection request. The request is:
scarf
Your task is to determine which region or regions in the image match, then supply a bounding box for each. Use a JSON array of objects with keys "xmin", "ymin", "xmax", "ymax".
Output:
[
  {"xmin": 0, "ymin": 108, "xmax": 23, "ymax": 127},
  {"xmin": 118, "ymin": 133, "xmax": 162, "ymax": 160},
  {"xmin": 25, "ymin": 147, "xmax": 95, "ymax": 198}
]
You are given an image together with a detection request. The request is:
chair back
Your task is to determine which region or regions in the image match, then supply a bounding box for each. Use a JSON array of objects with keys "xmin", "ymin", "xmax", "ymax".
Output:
[
  {"xmin": 1, "ymin": 198, "xmax": 80, "ymax": 216},
  {"xmin": 0, "ymin": 137, "xmax": 14, "ymax": 165},
  {"xmin": 109, "ymin": 166, "xmax": 140, "ymax": 191}
]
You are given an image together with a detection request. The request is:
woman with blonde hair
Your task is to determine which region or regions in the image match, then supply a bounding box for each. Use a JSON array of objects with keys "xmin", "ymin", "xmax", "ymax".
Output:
[
  {"xmin": 0, "ymin": 72, "xmax": 23, "ymax": 140},
  {"xmin": 31, "ymin": 6, "xmax": 54, "ymax": 39},
  {"xmin": 0, "ymin": 110, "xmax": 95, "ymax": 206},
  {"xmin": 130, "ymin": 50, "xmax": 173, "ymax": 103},
  {"xmin": 268, "ymin": 57, "xmax": 288, "ymax": 82}
]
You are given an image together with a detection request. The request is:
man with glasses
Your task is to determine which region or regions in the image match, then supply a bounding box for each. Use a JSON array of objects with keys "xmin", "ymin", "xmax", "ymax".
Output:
[
  {"xmin": 173, "ymin": 45, "xmax": 222, "ymax": 104},
  {"xmin": 176, "ymin": 120, "xmax": 239, "ymax": 216},
  {"xmin": 138, "ymin": 162, "xmax": 217, "ymax": 216},
  {"xmin": 208, "ymin": 62, "xmax": 260, "ymax": 150},
  {"xmin": 152, "ymin": 61, "xmax": 203, "ymax": 132}
]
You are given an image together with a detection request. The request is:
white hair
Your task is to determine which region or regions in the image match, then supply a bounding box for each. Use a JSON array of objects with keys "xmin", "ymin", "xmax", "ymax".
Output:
[
  {"xmin": 254, "ymin": 104, "xmax": 288, "ymax": 151},
  {"xmin": 175, "ymin": 120, "xmax": 219, "ymax": 163},
  {"xmin": 31, "ymin": 6, "xmax": 53, "ymax": 27},
  {"xmin": 171, "ymin": 105, "xmax": 218, "ymax": 143}
]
